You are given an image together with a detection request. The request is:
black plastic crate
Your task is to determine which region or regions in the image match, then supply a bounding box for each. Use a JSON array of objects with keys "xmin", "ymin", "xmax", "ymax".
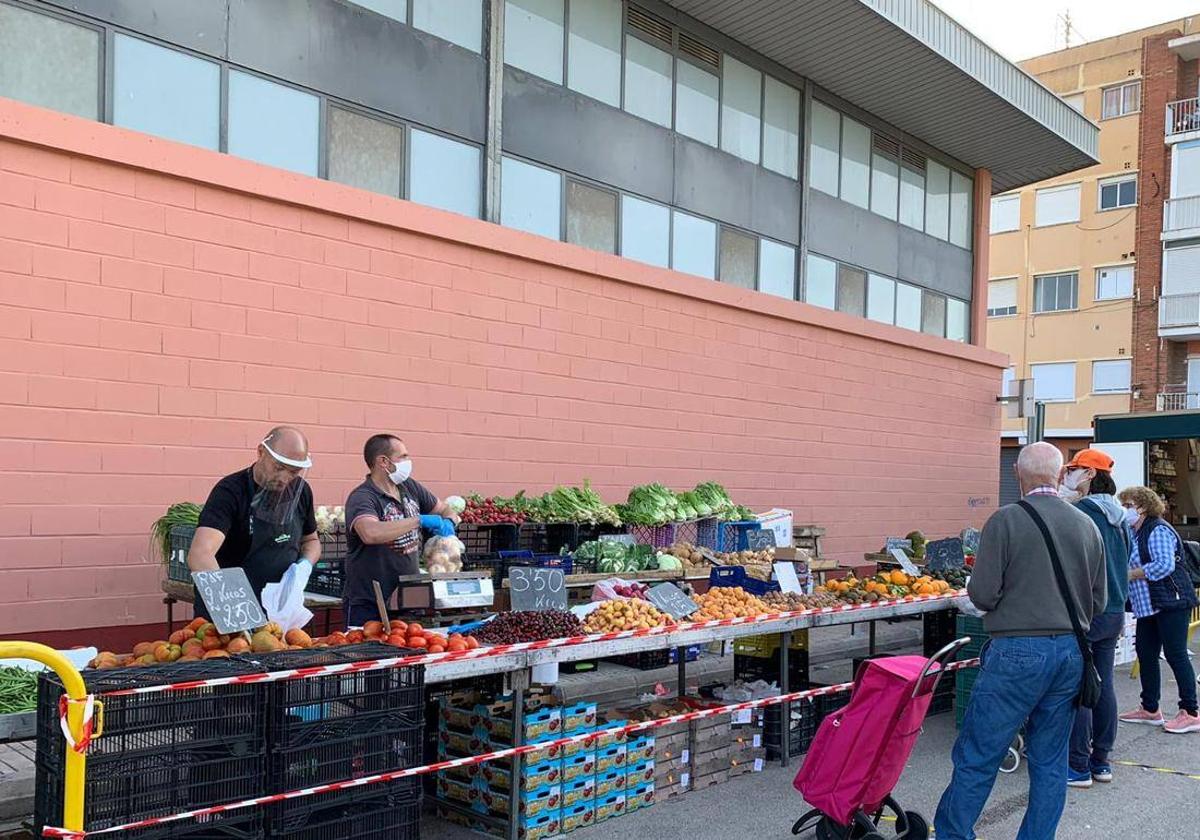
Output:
[
  {"xmin": 764, "ymin": 699, "xmax": 818, "ymax": 759},
  {"xmin": 734, "ymin": 649, "xmax": 810, "ymax": 687},
  {"xmin": 517, "ymin": 523, "xmax": 579, "ymax": 554},
  {"xmin": 607, "ymin": 649, "xmax": 670, "ymax": 670},
  {"xmin": 308, "ymin": 529, "xmax": 347, "ymax": 597},
  {"xmin": 929, "ymin": 676, "xmax": 954, "ymax": 716},
  {"xmin": 923, "ymin": 608, "xmax": 959, "ymax": 657},
  {"xmin": 166, "ymin": 524, "xmax": 196, "ymax": 583},
  {"xmin": 576, "ymin": 523, "xmax": 625, "ymax": 544},
  {"xmin": 458, "ymin": 523, "xmax": 521, "ymax": 558},
  {"xmin": 270, "ymin": 721, "xmax": 423, "ymax": 792},
  {"xmin": 36, "ymin": 660, "xmax": 268, "ymax": 833},
  {"xmin": 118, "ymin": 811, "xmax": 262, "ymax": 840},
  {"xmin": 267, "ymin": 779, "xmax": 420, "ymax": 840}
]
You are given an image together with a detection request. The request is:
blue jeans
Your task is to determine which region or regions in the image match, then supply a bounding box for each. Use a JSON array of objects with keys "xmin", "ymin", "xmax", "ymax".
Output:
[
  {"xmin": 935, "ymin": 635, "xmax": 1082, "ymax": 840},
  {"xmin": 1069, "ymin": 612, "xmax": 1124, "ymax": 772}
]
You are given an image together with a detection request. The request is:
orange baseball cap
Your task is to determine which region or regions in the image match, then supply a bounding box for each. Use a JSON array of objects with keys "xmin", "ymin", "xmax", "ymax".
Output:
[{"xmin": 1065, "ymin": 449, "xmax": 1114, "ymax": 472}]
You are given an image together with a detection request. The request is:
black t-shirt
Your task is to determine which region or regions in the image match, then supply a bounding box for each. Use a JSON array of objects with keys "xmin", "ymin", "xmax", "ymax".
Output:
[
  {"xmin": 197, "ymin": 467, "xmax": 318, "ymax": 568},
  {"xmin": 345, "ymin": 477, "xmax": 438, "ymax": 599}
]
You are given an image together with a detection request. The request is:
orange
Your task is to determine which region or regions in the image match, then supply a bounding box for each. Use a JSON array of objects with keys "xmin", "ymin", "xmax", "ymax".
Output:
[{"xmin": 448, "ymin": 639, "xmax": 468, "ymax": 652}]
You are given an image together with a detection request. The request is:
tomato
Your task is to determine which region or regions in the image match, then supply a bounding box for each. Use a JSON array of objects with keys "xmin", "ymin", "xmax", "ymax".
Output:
[
  {"xmin": 386, "ymin": 633, "xmax": 407, "ymax": 647},
  {"xmin": 363, "ymin": 621, "xmax": 384, "ymax": 638},
  {"xmin": 346, "ymin": 630, "xmax": 365, "ymax": 644},
  {"xmin": 466, "ymin": 637, "xmax": 479, "ymax": 649},
  {"xmin": 428, "ymin": 644, "xmax": 445, "ymax": 654},
  {"xmin": 447, "ymin": 639, "xmax": 468, "ymax": 652},
  {"xmin": 407, "ymin": 636, "xmax": 428, "ymax": 649},
  {"xmin": 406, "ymin": 622, "xmax": 423, "ymax": 635},
  {"xmin": 389, "ymin": 620, "xmax": 408, "ymax": 633},
  {"xmin": 448, "ymin": 633, "xmax": 464, "ymax": 643},
  {"xmin": 427, "ymin": 635, "xmax": 446, "ymax": 648}
]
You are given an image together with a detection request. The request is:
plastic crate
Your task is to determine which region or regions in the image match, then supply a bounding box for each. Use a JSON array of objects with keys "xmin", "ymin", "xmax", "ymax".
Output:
[
  {"xmin": 35, "ymin": 659, "xmax": 268, "ymax": 834},
  {"xmin": 693, "ymin": 518, "xmax": 720, "ymax": 550},
  {"xmin": 576, "ymin": 523, "xmax": 626, "ymax": 544},
  {"xmin": 267, "ymin": 779, "xmax": 420, "ymax": 840},
  {"xmin": 668, "ymin": 645, "xmax": 700, "ymax": 664},
  {"xmin": 955, "ymin": 613, "xmax": 989, "ymax": 661},
  {"xmin": 458, "ymin": 523, "xmax": 521, "ymax": 559},
  {"xmin": 923, "ymin": 608, "xmax": 959, "ymax": 657},
  {"xmin": 112, "ymin": 812, "xmax": 262, "ymax": 840},
  {"xmin": 166, "ymin": 524, "xmax": 196, "ymax": 583},
  {"xmin": 955, "ymin": 666, "xmax": 980, "ymax": 729},
  {"xmin": 607, "ymin": 649, "xmax": 671, "ymax": 671},
  {"xmin": 764, "ymin": 699, "xmax": 818, "ymax": 759},
  {"xmin": 732, "ymin": 631, "xmax": 810, "ymax": 657},
  {"xmin": 716, "ymin": 521, "xmax": 758, "ymax": 553},
  {"xmin": 733, "ymin": 650, "xmax": 809, "ymax": 687},
  {"xmin": 308, "ymin": 528, "xmax": 347, "ymax": 597},
  {"xmin": 708, "ymin": 565, "xmax": 780, "ymax": 596},
  {"xmin": 518, "ymin": 523, "xmax": 580, "ymax": 555}
]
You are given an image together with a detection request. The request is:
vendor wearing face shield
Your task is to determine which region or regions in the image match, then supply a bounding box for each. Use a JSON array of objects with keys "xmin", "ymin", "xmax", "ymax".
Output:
[
  {"xmin": 187, "ymin": 426, "xmax": 320, "ymax": 617},
  {"xmin": 343, "ymin": 433, "xmax": 457, "ymax": 627}
]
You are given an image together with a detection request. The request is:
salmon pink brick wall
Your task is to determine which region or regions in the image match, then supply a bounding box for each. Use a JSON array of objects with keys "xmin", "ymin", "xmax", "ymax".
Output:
[{"xmin": 0, "ymin": 101, "xmax": 1005, "ymax": 636}]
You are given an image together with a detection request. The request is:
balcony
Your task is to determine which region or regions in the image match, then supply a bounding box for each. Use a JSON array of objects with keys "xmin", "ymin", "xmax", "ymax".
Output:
[
  {"xmin": 1159, "ymin": 292, "xmax": 1200, "ymax": 339},
  {"xmin": 1166, "ymin": 97, "xmax": 1200, "ymax": 142},
  {"xmin": 1164, "ymin": 196, "xmax": 1200, "ymax": 235},
  {"xmin": 1156, "ymin": 391, "xmax": 1200, "ymax": 411}
]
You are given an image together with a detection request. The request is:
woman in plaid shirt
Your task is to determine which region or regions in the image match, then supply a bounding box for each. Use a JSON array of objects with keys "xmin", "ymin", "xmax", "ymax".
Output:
[{"xmin": 1117, "ymin": 486, "xmax": 1199, "ymax": 734}]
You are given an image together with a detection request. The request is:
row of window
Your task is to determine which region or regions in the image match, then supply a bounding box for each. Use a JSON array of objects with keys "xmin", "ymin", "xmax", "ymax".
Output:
[
  {"xmin": 1058, "ymin": 80, "xmax": 1140, "ymax": 121},
  {"xmin": 351, "ymin": 0, "xmax": 483, "ymax": 52},
  {"xmin": 986, "ymin": 265, "xmax": 1133, "ymax": 317},
  {"xmin": 805, "ymin": 255, "xmax": 969, "ymax": 342},
  {"xmin": 1005, "ymin": 359, "xmax": 1132, "ymax": 403},
  {"xmin": 499, "ymin": 156, "xmax": 798, "ymax": 294},
  {"xmin": 989, "ymin": 174, "xmax": 1137, "ymax": 233},
  {"xmin": 809, "ymin": 101, "xmax": 974, "ymax": 249},
  {"xmin": 505, "ymin": 0, "xmax": 801, "ymax": 178}
]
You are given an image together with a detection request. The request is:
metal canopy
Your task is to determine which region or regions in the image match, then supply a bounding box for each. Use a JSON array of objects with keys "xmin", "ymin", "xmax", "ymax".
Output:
[
  {"xmin": 661, "ymin": 0, "xmax": 1099, "ymax": 193},
  {"xmin": 1093, "ymin": 411, "xmax": 1200, "ymax": 443}
]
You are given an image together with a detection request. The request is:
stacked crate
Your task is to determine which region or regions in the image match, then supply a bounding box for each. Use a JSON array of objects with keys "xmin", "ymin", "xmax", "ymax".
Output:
[
  {"xmin": 955, "ymin": 613, "xmax": 989, "ymax": 729},
  {"xmin": 923, "ymin": 609, "xmax": 959, "ymax": 715}
]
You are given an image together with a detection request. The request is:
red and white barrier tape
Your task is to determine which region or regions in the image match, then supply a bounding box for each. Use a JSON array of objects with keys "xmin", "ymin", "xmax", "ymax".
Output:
[
  {"xmin": 98, "ymin": 591, "xmax": 966, "ymax": 699},
  {"xmin": 56, "ymin": 695, "xmax": 96, "ymax": 754},
  {"xmin": 43, "ymin": 657, "xmax": 980, "ymax": 839}
]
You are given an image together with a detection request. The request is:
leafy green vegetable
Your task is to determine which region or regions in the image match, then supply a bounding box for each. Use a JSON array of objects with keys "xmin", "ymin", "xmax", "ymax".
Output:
[
  {"xmin": 150, "ymin": 502, "xmax": 202, "ymax": 564},
  {"xmin": 0, "ymin": 667, "xmax": 38, "ymax": 714}
]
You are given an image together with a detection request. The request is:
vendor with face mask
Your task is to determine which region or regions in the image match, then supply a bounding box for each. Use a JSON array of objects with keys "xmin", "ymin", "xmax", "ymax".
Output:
[
  {"xmin": 187, "ymin": 426, "xmax": 320, "ymax": 617},
  {"xmin": 343, "ymin": 433, "xmax": 458, "ymax": 627}
]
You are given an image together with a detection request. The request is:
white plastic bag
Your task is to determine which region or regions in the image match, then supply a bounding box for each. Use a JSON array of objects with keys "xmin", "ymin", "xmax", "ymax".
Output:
[{"xmin": 261, "ymin": 561, "xmax": 314, "ymax": 632}]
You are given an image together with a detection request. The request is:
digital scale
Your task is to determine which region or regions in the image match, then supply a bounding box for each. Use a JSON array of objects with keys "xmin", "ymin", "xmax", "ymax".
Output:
[{"xmin": 431, "ymin": 576, "xmax": 495, "ymax": 609}]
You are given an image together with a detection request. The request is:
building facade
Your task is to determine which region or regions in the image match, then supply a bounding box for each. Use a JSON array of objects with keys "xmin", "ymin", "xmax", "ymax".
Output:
[{"xmin": 0, "ymin": 0, "xmax": 1094, "ymax": 639}]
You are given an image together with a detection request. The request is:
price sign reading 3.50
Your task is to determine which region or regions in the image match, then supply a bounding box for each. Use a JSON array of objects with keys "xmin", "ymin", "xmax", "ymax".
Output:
[{"xmin": 509, "ymin": 567, "xmax": 568, "ymax": 612}]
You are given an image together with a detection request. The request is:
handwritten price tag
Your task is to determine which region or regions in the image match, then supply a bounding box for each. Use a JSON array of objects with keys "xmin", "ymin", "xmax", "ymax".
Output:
[
  {"xmin": 509, "ymin": 567, "xmax": 567, "ymax": 612},
  {"xmin": 191, "ymin": 568, "xmax": 267, "ymax": 634}
]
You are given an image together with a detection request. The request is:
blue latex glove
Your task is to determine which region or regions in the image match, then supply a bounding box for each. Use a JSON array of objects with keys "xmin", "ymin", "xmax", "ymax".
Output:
[{"xmin": 419, "ymin": 514, "xmax": 455, "ymax": 537}]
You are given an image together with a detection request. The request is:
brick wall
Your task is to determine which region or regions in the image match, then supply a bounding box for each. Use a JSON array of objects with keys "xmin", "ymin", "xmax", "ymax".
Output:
[{"xmin": 0, "ymin": 101, "xmax": 1005, "ymax": 637}]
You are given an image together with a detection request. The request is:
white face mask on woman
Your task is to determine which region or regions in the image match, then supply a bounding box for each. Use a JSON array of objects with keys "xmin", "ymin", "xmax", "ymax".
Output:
[{"xmin": 1123, "ymin": 506, "xmax": 1140, "ymax": 528}]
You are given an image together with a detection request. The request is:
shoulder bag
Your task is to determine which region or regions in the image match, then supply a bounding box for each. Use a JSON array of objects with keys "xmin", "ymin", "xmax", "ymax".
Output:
[{"xmin": 1017, "ymin": 500, "xmax": 1102, "ymax": 709}]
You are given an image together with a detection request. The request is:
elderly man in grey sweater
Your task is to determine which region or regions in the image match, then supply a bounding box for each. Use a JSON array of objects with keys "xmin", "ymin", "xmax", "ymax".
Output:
[{"xmin": 935, "ymin": 442, "xmax": 1106, "ymax": 840}]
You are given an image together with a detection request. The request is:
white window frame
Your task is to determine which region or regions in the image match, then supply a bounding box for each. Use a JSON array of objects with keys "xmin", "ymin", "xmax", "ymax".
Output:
[
  {"xmin": 1031, "ymin": 362, "xmax": 1077, "ymax": 403},
  {"xmin": 987, "ymin": 277, "xmax": 1018, "ymax": 318},
  {"xmin": 1094, "ymin": 264, "xmax": 1134, "ymax": 301},
  {"xmin": 1034, "ymin": 182, "xmax": 1081, "ymax": 228},
  {"xmin": 990, "ymin": 193, "xmax": 1020, "ymax": 234},
  {"xmin": 1097, "ymin": 174, "xmax": 1136, "ymax": 211},
  {"xmin": 1091, "ymin": 359, "xmax": 1131, "ymax": 394},
  {"xmin": 1032, "ymin": 271, "xmax": 1079, "ymax": 314},
  {"xmin": 1101, "ymin": 80, "xmax": 1140, "ymax": 119}
]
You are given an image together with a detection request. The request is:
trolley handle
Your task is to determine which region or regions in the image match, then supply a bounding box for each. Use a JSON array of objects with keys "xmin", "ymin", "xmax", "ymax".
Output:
[{"xmin": 911, "ymin": 637, "xmax": 971, "ymax": 699}]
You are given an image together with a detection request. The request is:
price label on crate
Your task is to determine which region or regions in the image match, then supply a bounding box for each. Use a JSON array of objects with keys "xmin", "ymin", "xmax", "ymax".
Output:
[
  {"xmin": 599, "ymin": 533, "xmax": 635, "ymax": 546},
  {"xmin": 191, "ymin": 568, "xmax": 267, "ymax": 634},
  {"xmin": 773, "ymin": 561, "xmax": 804, "ymax": 594},
  {"xmin": 509, "ymin": 566, "xmax": 567, "ymax": 612},
  {"xmin": 646, "ymin": 582, "xmax": 699, "ymax": 620},
  {"xmin": 888, "ymin": 549, "xmax": 921, "ymax": 577},
  {"xmin": 745, "ymin": 529, "xmax": 777, "ymax": 550}
]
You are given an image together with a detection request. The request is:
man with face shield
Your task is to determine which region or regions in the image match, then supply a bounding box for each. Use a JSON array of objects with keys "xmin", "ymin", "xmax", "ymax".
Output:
[
  {"xmin": 343, "ymin": 434, "xmax": 457, "ymax": 627},
  {"xmin": 187, "ymin": 426, "xmax": 320, "ymax": 616}
]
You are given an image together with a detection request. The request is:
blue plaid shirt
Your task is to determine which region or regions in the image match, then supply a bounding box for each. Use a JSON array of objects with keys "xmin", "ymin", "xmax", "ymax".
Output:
[{"xmin": 1128, "ymin": 523, "xmax": 1180, "ymax": 618}]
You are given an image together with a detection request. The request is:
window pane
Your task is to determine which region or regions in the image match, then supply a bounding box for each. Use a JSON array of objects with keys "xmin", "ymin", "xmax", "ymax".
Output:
[
  {"xmin": 1034, "ymin": 273, "xmax": 1077, "ymax": 312},
  {"xmin": 1063, "ymin": 93, "xmax": 1085, "ymax": 113},
  {"xmin": 946, "ymin": 298, "xmax": 968, "ymax": 342},
  {"xmin": 867, "ymin": 274, "xmax": 895, "ymax": 324},
  {"xmin": 921, "ymin": 291, "xmax": 947, "ymax": 336},
  {"xmin": 1096, "ymin": 265, "xmax": 1133, "ymax": 299},
  {"xmin": 840, "ymin": 118, "xmax": 871, "ymax": 209},
  {"xmin": 1175, "ymin": 141, "xmax": 1200, "ymax": 197},
  {"xmin": 924, "ymin": 159, "xmax": 950, "ymax": 239},
  {"xmin": 1034, "ymin": 183, "xmax": 1080, "ymax": 226},
  {"xmin": 990, "ymin": 194, "xmax": 1019, "ymax": 233},
  {"xmin": 836, "ymin": 265, "xmax": 866, "ymax": 317},
  {"xmin": 672, "ymin": 211, "xmax": 717, "ymax": 279},
  {"xmin": 1092, "ymin": 360, "xmax": 1131, "ymax": 393},
  {"xmin": 805, "ymin": 254, "xmax": 837, "ymax": 310},
  {"xmin": 567, "ymin": 0, "xmax": 620, "ymax": 106},
  {"xmin": 1102, "ymin": 87, "xmax": 1121, "ymax": 119},
  {"xmin": 675, "ymin": 60, "xmax": 719, "ymax": 146},
  {"xmin": 505, "ymin": 0, "xmax": 564, "ymax": 84},
  {"xmin": 1032, "ymin": 362, "xmax": 1076, "ymax": 401},
  {"xmin": 763, "ymin": 77, "xmax": 800, "ymax": 178},
  {"xmin": 113, "ymin": 35, "xmax": 219, "ymax": 150},
  {"xmin": 621, "ymin": 195, "xmax": 669, "ymax": 268},
  {"xmin": 720, "ymin": 56, "xmax": 762, "ymax": 163},
  {"xmin": 501, "ymin": 157, "xmax": 561, "ymax": 239},
  {"xmin": 409, "ymin": 129, "xmax": 481, "ymax": 218},
  {"xmin": 809, "ymin": 101, "xmax": 840, "ymax": 196},
  {"xmin": 413, "ymin": 0, "xmax": 482, "ymax": 52},
  {"xmin": 758, "ymin": 239, "xmax": 795, "ymax": 299},
  {"xmin": 949, "ymin": 171, "xmax": 973, "ymax": 248},
  {"xmin": 624, "ymin": 36, "xmax": 673, "ymax": 127},
  {"xmin": 1099, "ymin": 182, "xmax": 1117, "ymax": 210},
  {"xmin": 566, "ymin": 181, "xmax": 617, "ymax": 253},
  {"xmin": 1123, "ymin": 82, "xmax": 1140, "ymax": 114},
  {"xmin": 719, "ymin": 228, "xmax": 757, "ymax": 289},
  {"xmin": 895, "ymin": 282, "xmax": 922, "ymax": 330},
  {"xmin": 899, "ymin": 164, "xmax": 925, "ymax": 230},
  {"xmin": 987, "ymin": 278, "xmax": 1017, "ymax": 316},
  {"xmin": 327, "ymin": 107, "xmax": 403, "ymax": 196},
  {"xmin": 0, "ymin": 4, "xmax": 99, "ymax": 120},
  {"xmin": 227, "ymin": 72, "xmax": 319, "ymax": 176},
  {"xmin": 350, "ymin": 0, "xmax": 406, "ymax": 21},
  {"xmin": 1119, "ymin": 179, "xmax": 1136, "ymax": 205},
  {"xmin": 870, "ymin": 148, "xmax": 899, "ymax": 220}
]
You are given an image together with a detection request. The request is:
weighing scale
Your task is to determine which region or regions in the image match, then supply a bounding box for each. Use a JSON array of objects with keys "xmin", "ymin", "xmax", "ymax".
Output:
[{"xmin": 431, "ymin": 575, "xmax": 495, "ymax": 609}]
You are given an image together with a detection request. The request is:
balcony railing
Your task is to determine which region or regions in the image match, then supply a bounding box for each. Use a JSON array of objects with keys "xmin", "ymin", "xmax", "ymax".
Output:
[
  {"xmin": 1159, "ymin": 293, "xmax": 1200, "ymax": 329},
  {"xmin": 1157, "ymin": 392, "xmax": 1200, "ymax": 411},
  {"xmin": 1164, "ymin": 196, "xmax": 1200, "ymax": 232},
  {"xmin": 1167, "ymin": 97, "xmax": 1200, "ymax": 138}
]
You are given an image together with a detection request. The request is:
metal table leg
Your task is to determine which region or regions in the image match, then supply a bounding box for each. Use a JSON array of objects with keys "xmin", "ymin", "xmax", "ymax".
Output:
[
  {"xmin": 163, "ymin": 596, "xmax": 175, "ymax": 635},
  {"xmin": 780, "ymin": 631, "xmax": 791, "ymax": 768},
  {"xmin": 508, "ymin": 668, "xmax": 530, "ymax": 840},
  {"xmin": 869, "ymin": 620, "xmax": 877, "ymax": 656}
]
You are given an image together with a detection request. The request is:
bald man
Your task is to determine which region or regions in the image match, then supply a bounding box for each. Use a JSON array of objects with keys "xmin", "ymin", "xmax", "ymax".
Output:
[
  {"xmin": 187, "ymin": 426, "xmax": 320, "ymax": 617},
  {"xmin": 935, "ymin": 442, "xmax": 1105, "ymax": 840}
]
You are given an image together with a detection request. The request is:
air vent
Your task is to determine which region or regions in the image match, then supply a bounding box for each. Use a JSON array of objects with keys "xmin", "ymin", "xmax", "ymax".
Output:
[
  {"xmin": 872, "ymin": 133, "xmax": 900, "ymax": 158},
  {"xmin": 679, "ymin": 32, "xmax": 719, "ymax": 68},
  {"xmin": 900, "ymin": 148, "xmax": 925, "ymax": 171},
  {"xmin": 628, "ymin": 4, "xmax": 672, "ymax": 45}
]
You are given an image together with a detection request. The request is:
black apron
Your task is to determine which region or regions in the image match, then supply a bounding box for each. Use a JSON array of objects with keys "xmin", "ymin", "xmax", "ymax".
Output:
[{"xmin": 194, "ymin": 473, "xmax": 303, "ymax": 620}]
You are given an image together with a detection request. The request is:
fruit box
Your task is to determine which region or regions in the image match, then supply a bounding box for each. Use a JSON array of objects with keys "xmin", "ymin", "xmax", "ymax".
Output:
[
  {"xmin": 473, "ymin": 782, "xmax": 562, "ymax": 819},
  {"xmin": 594, "ymin": 769, "xmax": 624, "ymax": 799},
  {"xmin": 626, "ymin": 781, "xmax": 656, "ymax": 813},
  {"xmin": 561, "ymin": 752, "xmax": 596, "ymax": 782},
  {"xmin": 626, "ymin": 734, "xmax": 655, "ymax": 764},
  {"xmin": 562, "ymin": 776, "xmax": 595, "ymax": 809},
  {"xmin": 437, "ymin": 725, "xmax": 485, "ymax": 757},
  {"xmin": 728, "ymin": 750, "xmax": 766, "ymax": 778},
  {"xmin": 625, "ymin": 759, "xmax": 655, "ymax": 787},
  {"xmin": 595, "ymin": 792, "xmax": 626, "ymax": 823},
  {"xmin": 561, "ymin": 701, "xmax": 597, "ymax": 733},
  {"xmin": 561, "ymin": 802, "xmax": 596, "ymax": 833},
  {"xmin": 475, "ymin": 758, "xmax": 561, "ymax": 793},
  {"xmin": 604, "ymin": 702, "xmax": 689, "ymax": 739},
  {"xmin": 592, "ymin": 721, "xmax": 627, "ymax": 750},
  {"xmin": 691, "ymin": 767, "xmax": 729, "ymax": 791},
  {"xmin": 434, "ymin": 775, "xmax": 477, "ymax": 808},
  {"xmin": 484, "ymin": 704, "xmax": 562, "ymax": 744},
  {"xmin": 436, "ymin": 806, "xmax": 559, "ymax": 840},
  {"xmin": 595, "ymin": 744, "xmax": 627, "ymax": 775},
  {"xmin": 560, "ymin": 729, "xmax": 593, "ymax": 759}
]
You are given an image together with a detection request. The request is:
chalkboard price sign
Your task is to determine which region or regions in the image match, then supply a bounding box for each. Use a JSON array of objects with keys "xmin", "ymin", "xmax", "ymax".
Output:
[
  {"xmin": 924, "ymin": 537, "xmax": 965, "ymax": 571},
  {"xmin": 509, "ymin": 567, "xmax": 568, "ymax": 612},
  {"xmin": 646, "ymin": 582, "xmax": 699, "ymax": 620},
  {"xmin": 885, "ymin": 538, "xmax": 913, "ymax": 553},
  {"xmin": 745, "ymin": 529, "xmax": 777, "ymax": 550},
  {"xmin": 191, "ymin": 568, "xmax": 267, "ymax": 634}
]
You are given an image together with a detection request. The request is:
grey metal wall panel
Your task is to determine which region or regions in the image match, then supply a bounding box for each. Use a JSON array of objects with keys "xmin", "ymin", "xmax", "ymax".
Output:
[
  {"xmin": 42, "ymin": 0, "xmax": 229, "ymax": 56},
  {"xmin": 673, "ymin": 138, "xmax": 800, "ymax": 245},
  {"xmin": 898, "ymin": 227, "xmax": 972, "ymax": 300},
  {"xmin": 227, "ymin": 0, "xmax": 485, "ymax": 143},
  {"xmin": 502, "ymin": 69, "xmax": 674, "ymax": 204}
]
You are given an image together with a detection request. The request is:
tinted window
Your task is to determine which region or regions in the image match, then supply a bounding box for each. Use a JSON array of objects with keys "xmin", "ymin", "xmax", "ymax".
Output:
[
  {"xmin": 409, "ymin": 129, "xmax": 481, "ymax": 218},
  {"xmin": 0, "ymin": 4, "xmax": 99, "ymax": 120},
  {"xmin": 113, "ymin": 35, "xmax": 220, "ymax": 150},
  {"xmin": 227, "ymin": 72, "xmax": 320, "ymax": 176}
]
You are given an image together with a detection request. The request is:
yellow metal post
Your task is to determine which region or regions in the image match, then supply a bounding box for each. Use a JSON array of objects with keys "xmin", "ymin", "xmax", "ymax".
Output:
[{"xmin": 0, "ymin": 642, "xmax": 91, "ymax": 833}]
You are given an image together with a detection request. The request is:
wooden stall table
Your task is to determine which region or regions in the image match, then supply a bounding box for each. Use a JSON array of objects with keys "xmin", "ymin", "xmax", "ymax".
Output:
[{"xmin": 160, "ymin": 579, "xmax": 343, "ymax": 635}]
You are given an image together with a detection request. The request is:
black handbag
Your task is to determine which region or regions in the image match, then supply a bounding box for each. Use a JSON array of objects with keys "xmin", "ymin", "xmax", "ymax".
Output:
[
  {"xmin": 1018, "ymin": 501, "xmax": 1102, "ymax": 709},
  {"xmin": 1138, "ymin": 519, "xmax": 1200, "ymax": 613}
]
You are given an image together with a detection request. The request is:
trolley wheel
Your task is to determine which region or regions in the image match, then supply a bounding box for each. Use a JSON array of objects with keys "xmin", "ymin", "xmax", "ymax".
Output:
[
  {"xmin": 793, "ymin": 809, "xmax": 823, "ymax": 836},
  {"xmin": 999, "ymin": 746, "xmax": 1021, "ymax": 774},
  {"xmin": 899, "ymin": 811, "xmax": 930, "ymax": 840}
]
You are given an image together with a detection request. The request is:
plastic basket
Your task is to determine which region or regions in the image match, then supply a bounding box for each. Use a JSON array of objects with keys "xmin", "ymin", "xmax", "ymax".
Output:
[
  {"xmin": 733, "ymin": 650, "xmax": 809, "ymax": 686},
  {"xmin": 114, "ymin": 812, "xmax": 262, "ymax": 840},
  {"xmin": 607, "ymin": 649, "xmax": 670, "ymax": 671},
  {"xmin": 716, "ymin": 521, "xmax": 758, "ymax": 553},
  {"xmin": 458, "ymin": 523, "xmax": 521, "ymax": 559},
  {"xmin": 764, "ymin": 699, "xmax": 818, "ymax": 759},
  {"xmin": 923, "ymin": 608, "xmax": 959, "ymax": 657},
  {"xmin": 166, "ymin": 524, "xmax": 196, "ymax": 583},
  {"xmin": 708, "ymin": 565, "xmax": 780, "ymax": 596},
  {"xmin": 731, "ymin": 632, "xmax": 810, "ymax": 657},
  {"xmin": 693, "ymin": 518, "xmax": 720, "ymax": 550},
  {"xmin": 308, "ymin": 528, "xmax": 347, "ymax": 597},
  {"xmin": 518, "ymin": 523, "xmax": 580, "ymax": 555},
  {"xmin": 955, "ymin": 613, "xmax": 988, "ymax": 661},
  {"xmin": 267, "ymin": 779, "xmax": 420, "ymax": 840},
  {"xmin": 955, "ymin": 666, "xmax": 980, "ymax": 729}
]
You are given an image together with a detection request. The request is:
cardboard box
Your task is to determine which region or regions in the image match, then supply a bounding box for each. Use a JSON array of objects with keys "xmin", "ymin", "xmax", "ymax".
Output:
[
  {"xmin": 473, "ymin": 783, "xmax": 562, "ymax": 819},
  {"xmin": 561, "ymin": 803, "xmax": 596, "ymax": 833},
  {"xmin": 595, "ymin": 744, "xmax": 627, "ymax": 775},
  {"xmin": 436, "ymin": 806, "xmax": 560, "ymax": 840},
  {"xmin": 562, "ymin": 701, "xmax": 597, "ymax": 733},
  {"xmin": 475, "ymin": 759, "xmax": 562, "ymax": 793},
  {"xmin": 626, "ymin": 734, "xmax": 655, "ymax": 764},
  {"xmin": 562, "ymin": 777, "xmax": 595, "ymax": 809},
  {"xmin": 593, "ymin": 721, "xmax": 627, "ymax": 750},
  {"xmin": 594, "ymin": 770, "xmax": 624, "ymax": 799},
  {"xmin": 626, "ymin": 759, "xmax": 655, "ymax": 787},
  {"xmin": 626, "ymin": 781, "xmax": 656, "ymax": 813},
  {"xmin": 595, "ymin": 792, "xmax": 626, "ymax": 823},
  {"xmin": 691, "ymin": 768, "xmax": 729, "ymax": 791},
  {"xmin": 562, "ymin": 752, "xmax": 596, "ymax": 782}
]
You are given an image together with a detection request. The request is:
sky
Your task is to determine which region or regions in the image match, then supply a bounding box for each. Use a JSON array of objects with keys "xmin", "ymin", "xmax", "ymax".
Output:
[{"xmin": 931, "ymin": 0, "xmax": 1200, "ymax": 60}]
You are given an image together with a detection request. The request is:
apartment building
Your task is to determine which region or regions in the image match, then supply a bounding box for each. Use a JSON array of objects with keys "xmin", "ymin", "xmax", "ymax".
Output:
[{"xmin": 0, "ymin": 0, "xmax": 1094, "ymax": 638}]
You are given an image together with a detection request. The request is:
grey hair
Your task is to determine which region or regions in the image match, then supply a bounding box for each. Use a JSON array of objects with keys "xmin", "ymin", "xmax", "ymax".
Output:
[{"xmin": 1016, "ymin": 441, "xmax": 1063, "ymax": 486}]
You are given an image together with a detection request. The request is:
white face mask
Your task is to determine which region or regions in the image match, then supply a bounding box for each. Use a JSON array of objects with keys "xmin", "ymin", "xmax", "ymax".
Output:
[
  {"xmin": 1123, "ymin": 507, "xmax": 1139, "ymax": 527},
  {"xmin": 1063, "ymin": 469, "xmax": 1088, "ymax": 491},
  {"xmin": 388, "ymin": 458, "xmax": 413, "ymax": 485}
]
